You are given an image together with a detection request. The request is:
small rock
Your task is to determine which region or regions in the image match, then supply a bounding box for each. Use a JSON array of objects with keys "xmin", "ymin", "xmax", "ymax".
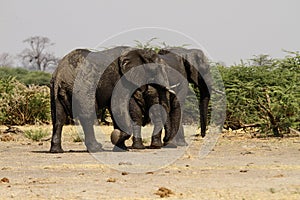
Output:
[
  {"xmin": 154, "ymin": 187, "xmax": 174, "ymax": 198},
  {"xmin": 1, "ymin": 177, "xmax": 9, "ymax": 183},
  {"xmin": 107, "ymin": 178, "xmax": 116, "ymax": 183},
  {"xmin": 239, "ymin": 169, "xmax": 248, "ymax": 173},
  {"xmin": 273, "ymin": 174, "xmax": 284, "ymax": 178},
  {"xmin": 241, "ymin": 151, "xmax": 253, "ymax": 155},
  {"xmin": 121, "ymin": 172, "xmax": 128, "ymax": 176},
  {"xmin": 118, "ymin": 161, "xmax": 132, "ymax": 166},
  {"xmin": 0, "ymin": 134, "xmax": 14, "ymax": 142}
]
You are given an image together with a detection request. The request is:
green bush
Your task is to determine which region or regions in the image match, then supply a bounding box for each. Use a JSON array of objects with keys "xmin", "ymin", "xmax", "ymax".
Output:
[
  {"xmin": 0, "ymin": 77, "xmax": 50, "ymax": 125},
  {"xmin": 219, "ymin": 52, "xmax": 300, "ymax": 136},
  {"xmin": 24, "ymin": 129, "xmax": 49, "ymax": 141}
]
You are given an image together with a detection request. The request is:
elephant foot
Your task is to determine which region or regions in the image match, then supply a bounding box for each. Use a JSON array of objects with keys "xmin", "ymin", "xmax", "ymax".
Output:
[
  {"xmin": 173, "ymin": 138, "xmax": 188, "ymax": 146},
  {"xmin": 163, "ymin": 142, "xmax": 177, "ymax": 148},
  {"xmin": 86, "ymin": 142, "xmax": 103, "ymax": 153},
  {"xmin": 132, "ymin": 137, "xmax": 145, "ymax": 149},
  {"xmin": 201, "ymin": 132, "xmax": 206, "ymax": 137},
  {"xmin": 50, "ymin": 144, "xmax": 64, "ymax": 153},
  {"xmin": 113, "ymin": 143, "xmax": 128, "ymax": 152},
  {"xmin": 150, "ymin": 136, "xmax": 163, "ymax": 149},
  {"xmin": 111, "ymin": 129, "xmax": 130, "ymax": 152},
  {"xmin": 111, "ymin": 129, "xmax": 130, "ymax": 144}
]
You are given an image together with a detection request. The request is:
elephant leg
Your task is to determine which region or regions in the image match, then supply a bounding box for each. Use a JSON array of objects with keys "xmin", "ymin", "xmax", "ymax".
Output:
[
  {"xmin": 79, "ymin": 117, "xmax": 102, "ymax": 152},
  {"xmin": 129, "ymin": 97, "xmax": 145, "ymax": 149},
  {"xmin": 162, "ymin": 113, "xmax": 179, "ymax": 149},
  {"xmin": 110, "ymin": 108, "xmax": 131, "ymax": 151},
  {"xmin": 163, "ymin": 95, "xmax": 187, "ymax": 147},
  {"xmin": 144, "ymin": 86, "xmax": 164, "ymax": 149},
  {"xmin": 150, "ymin": 131, "xmax": 163, "ymax": 149},
  {"xmin": 132, "ymin": 125, "xmax": 145, "ymax": 149},
  {"xmin": 50, "ymin": 99, "xmax": 66, "ymax": 153},
  {"xmin": 173, "ymin": 125, "xmax": 188, "ymax": 146},
  {"xmin": 149, "ymin": 106, "xmax": 164, "ymax": 149}
]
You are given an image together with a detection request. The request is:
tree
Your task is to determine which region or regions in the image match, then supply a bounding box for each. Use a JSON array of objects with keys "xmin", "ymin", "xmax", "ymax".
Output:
[
  {"xmin": 249, "ymin": 54, "xmax": 273, "ymax": 66},
  {"xmin": 19, "ymin": 36, "xmax": 59, "ymax": 71},
  {"xmin": 0, "ymin": 53, "xmax": 14, "ymax": 67}
]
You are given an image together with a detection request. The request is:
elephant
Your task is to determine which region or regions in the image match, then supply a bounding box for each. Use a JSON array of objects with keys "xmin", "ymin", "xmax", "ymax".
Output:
[
  {"xmin": 128, "ymin": 84, "xmax": 180, "ymax": 149},
  {"xmin": 156, "ymin": 47, "xmax": 212, "ymax": 145},
  {"xmin": 50, "ymin": 46, "xmax": 172, "ymax": 153}
]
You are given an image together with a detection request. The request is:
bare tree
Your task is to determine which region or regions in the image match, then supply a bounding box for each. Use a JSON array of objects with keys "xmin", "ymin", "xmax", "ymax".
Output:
[
  {"xmin": 19, "ymin": 36, "xmax": 59, "ymax": 71},
  {"xmin": 0, "ymin": 53, "xmax": 14, "ymax": 67}
]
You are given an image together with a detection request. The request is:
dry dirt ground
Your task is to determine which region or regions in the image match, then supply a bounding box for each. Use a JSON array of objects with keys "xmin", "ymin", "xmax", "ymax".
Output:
[{"xmin": 0, "ymin": 125, "xmax": 299, "ymax": 200}]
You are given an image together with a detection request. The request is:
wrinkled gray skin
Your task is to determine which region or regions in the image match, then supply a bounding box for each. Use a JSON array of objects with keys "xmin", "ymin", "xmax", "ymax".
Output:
[
  {"xmin": 129, "ymin": 84, "xmax": 179, "ymax": 149},
  {"xmin": 158, "ymin": 47, "xmax": 212, "ymax": 145},
  {"xmin": 50, "ymin": 47, "xmax": 171, "ymax": 153}
]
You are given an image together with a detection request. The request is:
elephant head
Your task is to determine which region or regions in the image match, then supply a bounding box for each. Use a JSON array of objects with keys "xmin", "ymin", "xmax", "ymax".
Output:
[{"xmin": 118, "ymin": 48, "xmax": 170, "ymax": 89}]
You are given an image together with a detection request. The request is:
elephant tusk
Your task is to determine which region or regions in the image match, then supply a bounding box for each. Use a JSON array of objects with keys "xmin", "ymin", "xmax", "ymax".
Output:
[
  {"xmin": 166, "ymin": 83, "xmax": 180, "ymax": 94},
  {"xmin": 168, "ymin": 89, "xmax": 176, "ymax": 94},
  {"xmin": 169, "ymin": 83, "xmax": 180, "ymax": 89}
]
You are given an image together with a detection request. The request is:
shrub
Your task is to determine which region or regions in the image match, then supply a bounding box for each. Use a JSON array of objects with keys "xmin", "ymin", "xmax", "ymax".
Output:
[
  {"xmin": 24, "ymin": 129, "xmax": 49, "ymax": 141},
  {"xmin": 219, "ymin": 52, "xmax": 300, "ymax": 136},
  {"xmin": 0, "ymin": 77, "xmax": 50, "ymax": 125}
]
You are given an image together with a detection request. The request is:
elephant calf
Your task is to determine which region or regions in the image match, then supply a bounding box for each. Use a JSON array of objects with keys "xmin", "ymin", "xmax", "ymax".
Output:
[{"xmin": 129, "ymin": 84, "xmax": 183, "ymax": 149}]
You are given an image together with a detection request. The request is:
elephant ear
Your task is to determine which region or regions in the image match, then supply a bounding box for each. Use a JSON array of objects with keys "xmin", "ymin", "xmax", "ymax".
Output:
[
  {"xmin": 183, "ymin": 48, "xmax": 212, "ymax": 94},
  {"xmin": 180, "ymin": 48, "xmax": 209, "ymax": 85}
]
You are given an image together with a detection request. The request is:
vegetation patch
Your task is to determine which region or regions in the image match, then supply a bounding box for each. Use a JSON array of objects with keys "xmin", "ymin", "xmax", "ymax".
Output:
[
  {"xmin": 218, "ymin": 51, "xmax": 300, "ymax": 136},
  {"xmin": 24, "ymin": 129, "xmax": 49, "ymax": 141}
]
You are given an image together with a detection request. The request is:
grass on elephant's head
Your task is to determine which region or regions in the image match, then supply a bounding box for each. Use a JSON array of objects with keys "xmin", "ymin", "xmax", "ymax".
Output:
[
  {"xmin": 134, "ymin": 38, "xmax": 190, "ymax": 53},
  {"xmin": 24, "ymin": 129, "xmax": 49, "ymax": 141}
]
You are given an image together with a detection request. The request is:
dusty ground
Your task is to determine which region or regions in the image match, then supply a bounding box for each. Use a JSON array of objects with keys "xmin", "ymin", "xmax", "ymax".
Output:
[{"xmin": 0, "ymin": 125, "xmax": 299, "ymax": 200}]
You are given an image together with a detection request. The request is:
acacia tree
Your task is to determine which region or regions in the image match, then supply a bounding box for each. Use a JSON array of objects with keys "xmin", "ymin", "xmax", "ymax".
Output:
[{"xmin": 19, "ymin": 36, "xmax": 59, "ymax": 71}]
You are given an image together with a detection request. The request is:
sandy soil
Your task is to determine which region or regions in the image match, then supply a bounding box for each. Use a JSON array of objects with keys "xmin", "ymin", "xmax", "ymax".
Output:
[{"xmin": 0, "ymin": 125, "xmax": 299, "ymax": 200}]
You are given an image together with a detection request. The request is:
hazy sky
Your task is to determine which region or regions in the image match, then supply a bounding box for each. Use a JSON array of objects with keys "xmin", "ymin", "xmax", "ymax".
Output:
[{"xmin": 1, "ymin": 0, "xmax": 299, "ymax": 65}]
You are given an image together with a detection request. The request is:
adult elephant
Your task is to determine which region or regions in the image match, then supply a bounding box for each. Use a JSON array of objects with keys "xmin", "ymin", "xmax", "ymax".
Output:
[
  {"xmin": 108, "ymin": 47, "xmax": 212, "ymax": 149},
  {"xmin": 50, "ymin": 47, "xmax": 171, "ymax": 153},
  {"xmin": 157, "ymin": 47, "xmax": 212, "ymax": 145}
]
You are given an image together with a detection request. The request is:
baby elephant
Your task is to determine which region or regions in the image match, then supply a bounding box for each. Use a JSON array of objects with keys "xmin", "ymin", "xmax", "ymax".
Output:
[{"xmin": 129, "ymin": 84, "xmax": 182, "ymax": 149}]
